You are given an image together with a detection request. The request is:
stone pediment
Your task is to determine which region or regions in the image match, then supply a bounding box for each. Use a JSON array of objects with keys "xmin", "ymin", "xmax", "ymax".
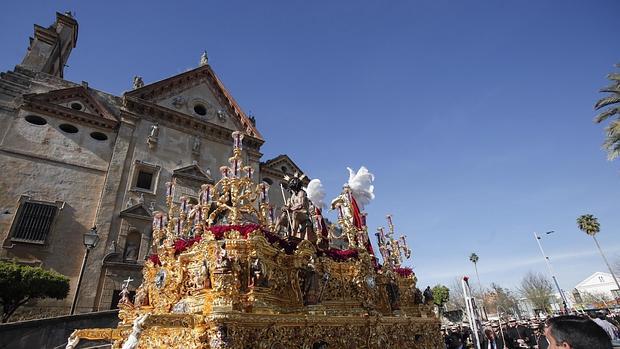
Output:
[
  {"xmin": 22, "ymin": 85, "xmax": 118, "ymax": 129},
  {"xmin": 173, "ymin": 163, "xmax": 214, "ymax": 184},
  {"xmin": 125, "ymin": 64, "xmax": 261, "ymax": 139},
  {"xmin": 120, "ymin": 203, "xmax": 152, "ymax": 221},
  {"xmin": 261, "ymin": 155, "xmax": 306, "ymax": 178}
]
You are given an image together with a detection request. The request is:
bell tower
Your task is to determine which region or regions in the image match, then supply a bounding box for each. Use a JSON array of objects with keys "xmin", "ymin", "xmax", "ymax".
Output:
[{"xmin": 19, "ymin": 11, "xmax": 78, "ymax": 78}]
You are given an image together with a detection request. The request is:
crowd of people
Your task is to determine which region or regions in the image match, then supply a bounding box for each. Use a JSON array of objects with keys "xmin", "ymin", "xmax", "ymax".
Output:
[{"xmin": 442, "ymin": 310, "xmax": 619, "ymax": 349}]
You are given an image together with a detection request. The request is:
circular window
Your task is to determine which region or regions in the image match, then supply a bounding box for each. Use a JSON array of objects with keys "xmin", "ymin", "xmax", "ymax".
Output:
[
  {"xmin": 59, "ymin": 124, "xmax": 79, "ymax": 133},
  {"xmin": 24, "ymin": 115, "xmax": 47, "ymax": 125},
  {"xmin": 90, "ymin": 132, "xmax": 108, "ymax": 141},
  {"xmin": 194, "ymin": 104, "xmax": 207, "ymax": 116},
  {"xmin": 70, "ymin": 102, "xmax": 83, "ymax": 111}
]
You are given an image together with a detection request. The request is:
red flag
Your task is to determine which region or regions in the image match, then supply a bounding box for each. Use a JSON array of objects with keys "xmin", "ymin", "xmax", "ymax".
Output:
[
  {"xmin": 348, "ymin": 192, "xmax": 364, "ymax": 230},
  {"xmin": 348, "ymin": 192, "xmax": 376, "ymax": 261},
  {"xmin": 315, "ymin": 207, "xmax": 328, "ymax": 238}
]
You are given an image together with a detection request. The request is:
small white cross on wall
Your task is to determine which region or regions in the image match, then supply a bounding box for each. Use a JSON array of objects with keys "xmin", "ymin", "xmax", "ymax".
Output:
[{"xmin": 123, "ymin": 277, "xmax": 134, "ymax": 288}]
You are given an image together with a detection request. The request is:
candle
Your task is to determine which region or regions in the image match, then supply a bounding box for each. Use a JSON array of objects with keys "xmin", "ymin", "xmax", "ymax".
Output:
[
  {"xmin": 165, "ymin": 181, "xmax": 174, "ymax": 197},
  {"xmin": 230, "ymin": 159, "xmax": 239, "ymax": 177},
  {"xmin": 232, "ymin": 131, "xmax": 244, "ymax": 149},
  {"xmin": 180, "ymin": 196, "xmax": 188, "ymax": 213},
  {"xmin": 152, "ymin": 211, "xmax": 161, "ymax": 230},
  {"xmin": 195, "ymin": 209, "xmax": 203, "ymax": 226},
  {"xmin": 220, "ymin": 166, "xmax": 230, "ymax": 178},
  {"xmin": 260, "ymin": 183, "xmax": 270, "ymax": 203},
  {"xmin": 173, "ymin": 218, "xmax": 179, "ymax": 235}
]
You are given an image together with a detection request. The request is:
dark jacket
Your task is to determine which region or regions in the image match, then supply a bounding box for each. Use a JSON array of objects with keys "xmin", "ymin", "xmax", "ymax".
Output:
[{"xmin": 481, "ymin": 337, "xmax": 505, "ymax": 349}]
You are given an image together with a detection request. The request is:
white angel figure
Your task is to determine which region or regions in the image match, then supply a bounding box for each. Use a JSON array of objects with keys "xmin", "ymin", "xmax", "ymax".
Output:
[
  {"xmin": 346, "ymin": 166, "xmax": 375, "ymax": 209},
  {"xmin": 65, "ymin": 330, "xmax": 79, "ymax": 349},
  {"xmin": 122, "ymin": 314, "xmax": 149, "ymax": 349},
  {"xmin": 304, "ymin": 179, "xmax": 326, "ymax": 209}
]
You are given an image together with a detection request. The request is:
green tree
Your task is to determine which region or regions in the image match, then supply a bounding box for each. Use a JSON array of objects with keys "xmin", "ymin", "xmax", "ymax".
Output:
[
  {"xmin": 518, "ymin": 271, "xmax": 554, "ymax": 313},
  {"xmin": 432, "ymin": 284, "xmax": 450, "ymax": 315},
  {"xmin": 0, "ymin": 261, "xmax": 70, "ymax": 323},
  {"xmin": 577, "ymin": 214, "xmax": 620, "ymax": 293},
  {"xmin": 594, "ymin": 63, "xmax": 620, "ymax": 160}
]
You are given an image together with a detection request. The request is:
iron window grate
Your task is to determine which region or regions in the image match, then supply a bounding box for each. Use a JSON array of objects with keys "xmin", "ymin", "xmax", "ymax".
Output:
[{"xmin": 12, "ymin": 202, "xmax": 58, "ymax": 243}]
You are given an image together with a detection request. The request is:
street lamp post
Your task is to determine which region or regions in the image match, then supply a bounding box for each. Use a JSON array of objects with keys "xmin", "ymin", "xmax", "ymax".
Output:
[
  {"xmin": 70, "ymin": 226, "xmax": 99, "ymax": 315},
  {"xmin": 495, "ymin": 305, "xmax": 509, "ymax": 348},
  {"xmin": 533, "ymin": 231, "xmax": 568, "ymax": 313}
]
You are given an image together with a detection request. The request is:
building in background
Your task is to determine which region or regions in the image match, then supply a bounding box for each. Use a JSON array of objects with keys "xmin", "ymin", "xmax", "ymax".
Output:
[
  {"xmin": 0, "ymin": 13, "xmax": 305, "ymax": 320},
  {"xmin": 572, "ymin": 272, "xmax": 620, "ymax": 308}
]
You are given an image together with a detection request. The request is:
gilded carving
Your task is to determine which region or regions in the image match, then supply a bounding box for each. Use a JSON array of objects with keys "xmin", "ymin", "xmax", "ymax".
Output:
[{"xmin": 67, "ymin": 132, "xmax": 441, "ymax": 348}]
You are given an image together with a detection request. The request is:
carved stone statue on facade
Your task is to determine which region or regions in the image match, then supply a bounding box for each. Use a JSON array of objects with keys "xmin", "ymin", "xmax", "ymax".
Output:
[
  {"xmin": 133, "ymin": 76, "xmax": 144, "ymax": 89},
  {"xmin": 147, "ymin": 123, "xmax": 159, "ymax": 148},
  {"xmin": 172, "ymin": 96, "xmax": 187, "ymax": 109},
  {"xmin": 200, "ymin": 51, "xmax": 209, "ymax": 66},
  {"xmin": 274, "ymin": 175, "xmax": 315, "ymax": 242},
  {"xmin": 216, "ymin": 109, "xmax": 226, "ymax": 122},
  {"xmin": 123, "ymin": 240, "xmax": 138, "ymax": 261},
  {"xmin": 192, "ymin": 136, "xmax": 201, "ymax": 155}
]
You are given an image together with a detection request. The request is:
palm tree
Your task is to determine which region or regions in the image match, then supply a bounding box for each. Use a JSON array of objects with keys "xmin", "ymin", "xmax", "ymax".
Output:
[
  {"xmin": 594, "ymin": 63, "xmax": 620, "ymax": 160},
  {"xmin": 469, "ymin": 253, "xmax": 482, "ymax": 291},
  {"xmin": 577, "ymin": 214, "xmax": 620, "ymax": 295},
  {"xmin": 469, "ymin": 252, "xmax": 487, "ymax": 319}
]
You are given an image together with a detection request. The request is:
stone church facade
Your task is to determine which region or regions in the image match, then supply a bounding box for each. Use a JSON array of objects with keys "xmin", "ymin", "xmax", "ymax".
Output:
[{"xmin": 0, "ymin": 12, "xmax": 305, "ymax": 320}]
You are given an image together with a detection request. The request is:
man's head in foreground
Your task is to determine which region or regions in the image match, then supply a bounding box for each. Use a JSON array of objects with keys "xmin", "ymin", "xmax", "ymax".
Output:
[{"xmin": 544, "ymin": 315, "xmax": 612, "ymax": 349}]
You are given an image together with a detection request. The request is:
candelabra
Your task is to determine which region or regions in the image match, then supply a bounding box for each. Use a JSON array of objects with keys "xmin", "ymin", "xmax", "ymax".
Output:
[{"xmin": 375, "ymin": 215, "xmax": 411, "ymax": 269}]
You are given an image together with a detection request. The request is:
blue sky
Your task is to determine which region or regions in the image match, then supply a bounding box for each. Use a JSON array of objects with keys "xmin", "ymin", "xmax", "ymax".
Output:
[{"xmin": 2, "ymin": 1, "xmax": 619, "ymax": 293}]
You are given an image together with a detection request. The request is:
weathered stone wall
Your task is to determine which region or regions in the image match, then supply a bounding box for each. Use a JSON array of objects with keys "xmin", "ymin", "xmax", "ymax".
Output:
[
  {"xmin": 0, "ymin": 310, "xmax": 118, "ymax": 349},
  {"xmin": 0, "ymin": 107, "xmax": 113, "ymax": 315}
]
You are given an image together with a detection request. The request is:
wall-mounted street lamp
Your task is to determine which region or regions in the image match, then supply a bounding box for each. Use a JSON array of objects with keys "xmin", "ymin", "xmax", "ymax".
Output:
[{"xmin": 70, "ymin": 226, "xmax": 99, "ymax": 315}]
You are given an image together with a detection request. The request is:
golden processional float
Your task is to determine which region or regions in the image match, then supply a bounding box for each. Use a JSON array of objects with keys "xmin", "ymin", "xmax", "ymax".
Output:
[{"xmin": 66, "ymin": 131, "xmax": 441, "ymax": 349}]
